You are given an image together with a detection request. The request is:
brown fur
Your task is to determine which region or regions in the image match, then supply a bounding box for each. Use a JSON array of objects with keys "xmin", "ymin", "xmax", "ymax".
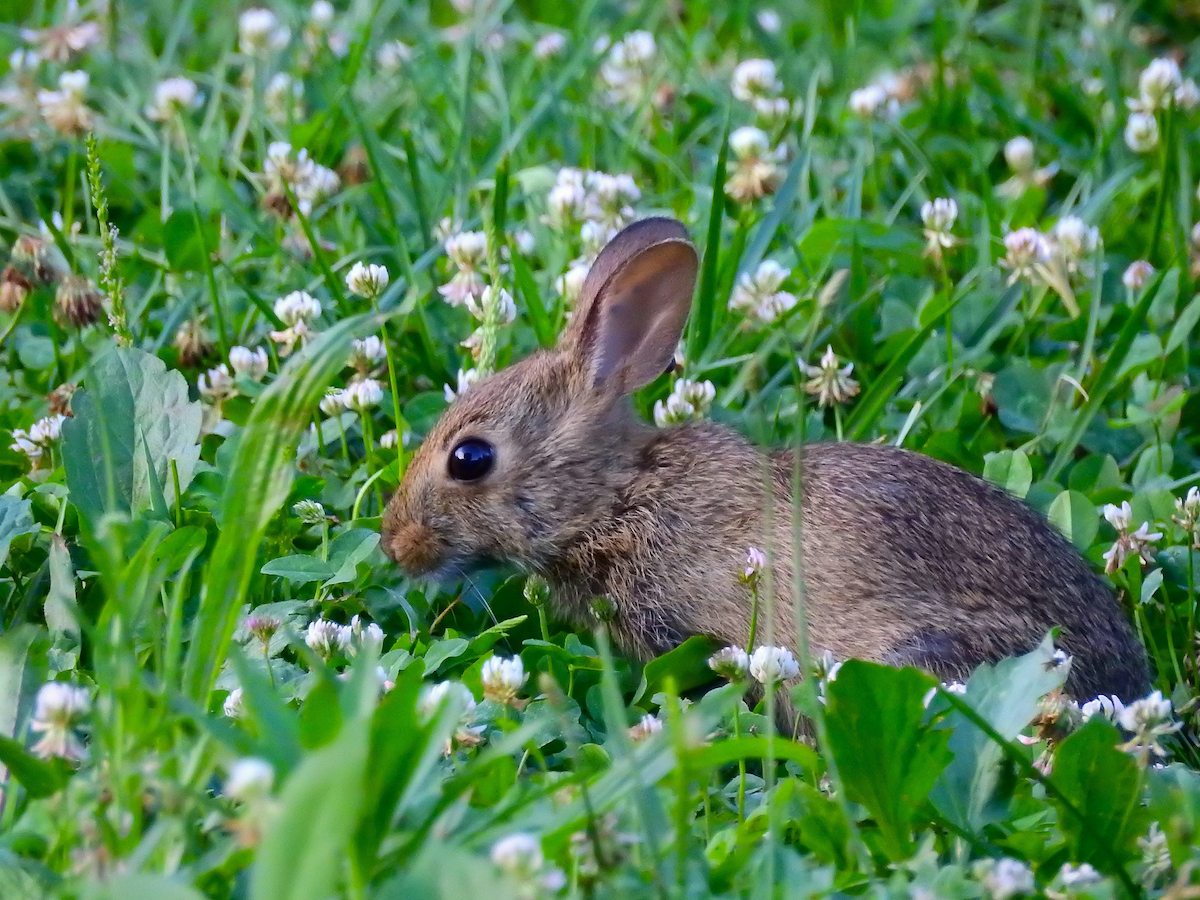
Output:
[{"xmin": 382, "ymin": 218, "xmax": 1150, "ymax": 712}]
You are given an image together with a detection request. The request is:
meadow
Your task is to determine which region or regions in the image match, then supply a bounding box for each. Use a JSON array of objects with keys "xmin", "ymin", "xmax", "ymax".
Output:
[{"xmin": 1, "ymin": 0, "xmax": 1199, "ymax": 897}]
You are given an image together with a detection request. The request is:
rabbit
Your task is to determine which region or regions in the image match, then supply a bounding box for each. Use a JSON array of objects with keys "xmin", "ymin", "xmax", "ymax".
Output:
[{"xmin": 381, "ymin": 216, "xmax": 1151, "ymax": 722}]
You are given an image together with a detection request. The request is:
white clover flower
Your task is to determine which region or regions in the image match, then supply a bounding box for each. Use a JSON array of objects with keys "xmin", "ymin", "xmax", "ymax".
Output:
[
  {"xmin": 293, "ymin": 498, "xmax": 326, "ymax": 524},
  {"xmin": 223, "ymin": 686, "xmax": 245, "ymax": 718},
  {"xmin": 239, "ymin": 8, "xmax": 289, "ymax": 53},
  {"xmin": 732, "ymin": 58, "xmax": 782, "ymax": 102},
  {"xmin": 9, "ymin": 428, "xmax": 42, "ymax": 466},
  {"xmin": 653, "ymin": 379, "xmax": 716, "ymax": 427},
  {"xmin": 345, "ymin": 261, "xmax": 389, "ymax": 299},
  {"xmin": 1139, "ymin": 823, "xmax": 1172, "ymax": 887},
  {"xmin": 729, "ymin": 259, "xmax": 796, "ymax": 324},
  {"xmin": 1122, "ymin": 260, "xmax": 1155, "ymax": 292},
  {"xmin": 978, "ymin": 858, "xmax": 1035, "ymax": 900},
  {"xmin": 999, "ymin": 228, "xmax": 1050, "ymax": 285},
  {"xmin": 491, "ymin": 833, "xmax": 544, "ymax": 880},
  {"xmin": 439, "ymin": 231, "xmax": 489, "ymax": 306},
  {"xmin": 749, "ymin": 646, "xmax": 800, "ymax": 685},
  {"xmin": 709, "ymin": 646, "xmax": 751, "ymax": 681},
  {"xmin": 348, "ymin": 615, "xmax": 385, "ymax": 657},
  {"xmin": 444, "ymin": 367, "xmax": 481, "ymax": 403},
  {"xmin": 1049, "ymin": 216, "xmax": 1100, "ymax": 273},
  {"xmin": 229, "ymin": 345, "xmax": 269, "ymax": 381},
  {"xmin": 743, "ymin": 546, "xmax": 767, "ymax": 583},
  {"xmin": 533, "ymin": 32, "xmax": 566, "ymax": 60},
  {"xmin": 481, "ymin": 655, "xmax": 528, "ymax": 705},
  {"xmin": 379, "ymin": 429, "xmax": 399, "ymax": 449},
  {"xmin": 1124, "ymin": 112, "xmax": 1160, "ymax": 153},
  {"xmin": 1101, "ymin": 501, "xmax": 1162, "ymax": 574},
  {"xmin": 511, "ymin": 229, "xmax": 536, "ymax": 257},
  {"xmin": 9, "ymin": 49, "xmax": 40, "ymax": 73},
  {"xmin": 305, "ymin": 618, "xmax": 350, "ymax": 660},
  {"xmin": 757, "ymin": 9, "xmax": 782, "ymax": 31},
  {"xmin": 753, "ymin": 95, "xmax": 794, "ymax": 122},
  {"xmin": 556, "ymin": 262, "xmax": 590, "ymax": 304},
  {"xmin": 37, "ymin": 70, "xmax": 92, "ymax": 135},
  {"xmin": 30, "ymin": 413, "xmax": 66, "ymax": 445},
  {"xmin": 1175, "ymin": 486, "xmax": 1200, "ymax": 542},
  {"xmin": 801, "ymin": 345, "xmax": 860, "ymax": 408},
  {"xmin": 546, "ymin": 176, "xmax": 589, "ymax": 228},
  {"xmin": 599, "ymin": 31, "xmax": 656, "ymax": 106},
  {"xmin": 274, "ymin": 290, "xmax": 322, "ymax": 326},
  {"xmin": 465, "ymin": 286, "xmax": 516, "ymax": 324},
  {"xmin": 341, "ymin": 378, "xmax": 383, "ymax": 412},
  {"xmin": 730, "ymin": 125, "xmax": 771, "ymax": 160},
  {"xmin": 224, "ymin": 757, "xmax": 275, "ymax": 802},
  {"xmin": 377, "ymin": 39, "xmax": 412, "ymax": 70},
  {"xmin": 725, "ymin": 129, "xmax": 785, "ymax": 203},
  {"xmin": 1116, "ymin": 690, "xmax": 1182, "ymax": 762},
  {"xmin": 921, "ymin": 197, "xmax": 958, "ymax": 253},
  {"xmin": 628, "ymin": 713, "xmax": 662, "ymax": 742},
  {"xmin": 318, "ymin": 388, "xmax": 345, "ymax": 416},
  {"xmin": 309, "ymin": 0, "xmax": 335, "ymax": 28},
  {"xmin": 146, "ymin": 76, "xmax": 201, "ymax": 122},
  {"xmin": 1138, "ymin": 58, "xmax": 1181, "ymax": 110},
  {"xmin": 199, "ymin": 364, "xmax": 237, "ymax": 403},
  {"xmin": 849, "ymin": 84, "xmax": 889, "ymax": 118},
  {"xmin": 1004, "ymin": 136, "xmax": 1036, "ymax": 174},
  {"xmin": 350, "ymin": 335, "xmax": 387, "ymax": 372},
  {"xmin": 1057, "ymin": 863, "xmax": 1102, "ymax": 888},
  {"xmin": 264, "ymin": 72, "xmax": 302, "ymax": 119},
  {"xmin": 29, "ymin": 682, "xmax": 89, "ymax": 761},
  {"xmin": 1093, "ymin": 2, "xmax": 1117, "ymax": 26},
  {"xmin": 1175, "ymin": 78, "xmax": 1200, "ymax": 111},
  {"xmin": 418, "ymin": 680, "xmax": 476, "ymax": 721}
]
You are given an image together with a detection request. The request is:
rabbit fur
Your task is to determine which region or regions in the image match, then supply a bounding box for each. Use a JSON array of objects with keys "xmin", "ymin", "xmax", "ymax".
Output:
[{"xmin": 381, "ymin": 216, "xmax": 1150, "ymax": 714}]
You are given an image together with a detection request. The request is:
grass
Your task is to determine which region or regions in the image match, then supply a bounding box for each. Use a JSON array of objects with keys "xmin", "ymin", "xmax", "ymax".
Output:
[{"xmin": 0, "ymin": 0, "xmax": 1199, "ymax": 898}]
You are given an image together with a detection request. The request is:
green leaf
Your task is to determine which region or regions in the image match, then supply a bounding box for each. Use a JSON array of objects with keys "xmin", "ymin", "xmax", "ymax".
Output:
[
  {"xmin": 982, "ymin": 449, "xmax": 1033, "ymax": 499},
  {"xmin": 422, "ymin": 637, "xmax": 469, "ymax": 674},
  {"xmin": 824, "ymin": 661, "xmax": 951, "ymax": 861},
  {"xmin": 250, "ymin": 713, "xmax": 370, "ymax": 900},
  {"xmin": 0, "ymin": 734, "xmax": 70, "ymax": 798},
  {"xmin": 324, "ymin": 529, "xmax": 380, "ymax": 586},
  {"xmin": 163, "ymin": 208, "xmax": 219, "ymax": 272},
  {"xmin": 633, "ymin": 635, "xmax": 722, "ymax": 705},
  {"xmin": 261, "ymin": 555, "xmax": 337, "ymax": 584},
  {"xmin": 45, "ymin": 535, "xmax": 80, "ymax": 638},
  {"xmin": 1050, "ymin": 719, "xmax": 1148, "ymax": 869},
  {"xmin": 61, "ymin": 347, "xmax": 202, "ymax": 529},
  {"xmin": 84, "ymin": 874, "xmax": 208, "ymax": 900},
  {"xmin": 1165, "ymin": 293, "xmax": 1200, "ymax": 356},
  {"xmin": 1147, "ymin": 763, "xmax": 1200, "ymax": 863},
  {"xmin": 0, "ymin": 496, "xmax": 37, "ymax": 570},
  {"xmin": 1046, "ymin": 489, "xmax": 1099, "ymax": 551},
  {"xmin": 687, "ymin": 109, "xmax": 731, "ymax": 361},
  {"xmin": 510, "ymin": 250, "xmax": 555, "ymax": 348},
  {"xmin": 929, "ymin": 635, "xmax": 1069, "ymax": 832},
  {"xmin": 0, "ymin": 625, "xmax": 38, "ymax": 747}
]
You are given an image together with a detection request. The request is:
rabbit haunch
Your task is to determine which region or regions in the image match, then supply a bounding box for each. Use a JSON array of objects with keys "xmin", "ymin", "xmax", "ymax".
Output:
[{"xmin": 381, "ymin": 216, "xmax": 1150, "ymax": 704}]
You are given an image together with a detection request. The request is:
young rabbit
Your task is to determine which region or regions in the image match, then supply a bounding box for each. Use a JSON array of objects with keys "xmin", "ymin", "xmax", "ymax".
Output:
[{"xmin": 382, "ymin": 216, "xmax": 1150, "ymax": 712}]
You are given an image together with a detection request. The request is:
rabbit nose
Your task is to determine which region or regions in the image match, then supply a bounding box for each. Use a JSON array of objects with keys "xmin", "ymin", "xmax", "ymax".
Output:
[{"xmin": 385, "ymin": 521, "xmax": 440, "ymax": 574}]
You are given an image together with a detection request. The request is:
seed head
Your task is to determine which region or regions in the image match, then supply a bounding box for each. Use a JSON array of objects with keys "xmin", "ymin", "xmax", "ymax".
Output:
[{"xmin": 54, "ymin": 274, "xmax": 104, "ymax": 327}]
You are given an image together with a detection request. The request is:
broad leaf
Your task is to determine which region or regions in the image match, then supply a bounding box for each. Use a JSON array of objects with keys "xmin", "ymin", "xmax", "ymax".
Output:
[
  {"xmin": 982, "ymin": 449, "xmax": 1033, "ymax": 499},
  {"xmin": 929, "ymin": 635, "xmax": 1068, "ymax": 832},
  {"xmin": 1051, "ymin": 719, "xmax": 1148, "ymax": 869},
  {"xmin": 1046, "ymin": 490, "xmax": 1099, "ymax": 551},
  {"xmin": 61, "ymin": 347, "xmax": 202, "ymax": 528},
  {"xmin": 261, "ymin": 555, "xmax": 337, "ymax": 584},
  {"xmin": 824, "ymin": 661, "xmax": 951, "ymax": 861},
  {"xmin": 0, "ymin": 495, "xmax": 36, "ymax": 570}
]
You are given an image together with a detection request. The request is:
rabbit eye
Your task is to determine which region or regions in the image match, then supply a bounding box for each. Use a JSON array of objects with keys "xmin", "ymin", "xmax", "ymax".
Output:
[{"xmin": 448, "ymin": 438, "xmax": 494, "ymax": 481}]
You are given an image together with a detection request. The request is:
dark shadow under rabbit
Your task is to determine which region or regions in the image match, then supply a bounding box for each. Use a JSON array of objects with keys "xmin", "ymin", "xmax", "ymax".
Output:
[{"xmin": 381, "ymin": 217, "xmax": 1151, "ymax": 722}]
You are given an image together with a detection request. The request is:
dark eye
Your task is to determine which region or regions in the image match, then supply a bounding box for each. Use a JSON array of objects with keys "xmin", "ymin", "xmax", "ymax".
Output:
[{"xmin": 448, "ymin": 438, "xmax": 495, "ymax": 481}]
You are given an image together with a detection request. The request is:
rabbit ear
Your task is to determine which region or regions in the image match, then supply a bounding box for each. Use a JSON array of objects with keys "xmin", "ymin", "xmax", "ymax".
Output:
[{"xmin": 564, "ymin": 217, "xmax": 698, "ymax": 393}]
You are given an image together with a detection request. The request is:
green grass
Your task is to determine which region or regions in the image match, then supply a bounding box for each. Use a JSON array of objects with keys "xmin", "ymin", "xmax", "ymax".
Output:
[{"xmin": 0, "ymin": 0, "xmax": 1199, "ymax": 898}]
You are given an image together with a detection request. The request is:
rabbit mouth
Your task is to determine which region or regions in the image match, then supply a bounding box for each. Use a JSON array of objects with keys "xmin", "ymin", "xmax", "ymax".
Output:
[{"xmin": 412, "ymin": 550, "xmax": 498, "ymax": 583}]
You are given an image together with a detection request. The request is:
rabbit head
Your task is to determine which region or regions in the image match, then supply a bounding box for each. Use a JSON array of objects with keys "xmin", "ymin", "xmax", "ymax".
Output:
[{"xmin": 382, "ymin": 217, "xmax": 698, "ymax": 580}]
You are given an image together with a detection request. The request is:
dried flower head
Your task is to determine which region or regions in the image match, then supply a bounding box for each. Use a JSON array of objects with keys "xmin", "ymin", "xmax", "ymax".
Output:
[
  {"xmin": 999, "ymin": 228, "xmax": 1050, "ymax": 285},
  {"xmin": 37, "ymin": 70, "xmax": 92, "ymax": 136},
  {"xmin": 1101, "ymin": 501, "xmax": 1162, "ymax": 573},
  {"xmin": 54, "ymin": 274, "xmax": 103, "ymax": 327},
  {"xmin": 174, "ymin": 318, "xmax": 214, "ymax": 368}
]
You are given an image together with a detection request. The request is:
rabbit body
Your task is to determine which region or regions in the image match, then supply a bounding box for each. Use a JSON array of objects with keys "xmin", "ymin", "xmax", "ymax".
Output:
[{"xmin": 382, "ymin": 217, "xmax": 1150, "ymax": 705}]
